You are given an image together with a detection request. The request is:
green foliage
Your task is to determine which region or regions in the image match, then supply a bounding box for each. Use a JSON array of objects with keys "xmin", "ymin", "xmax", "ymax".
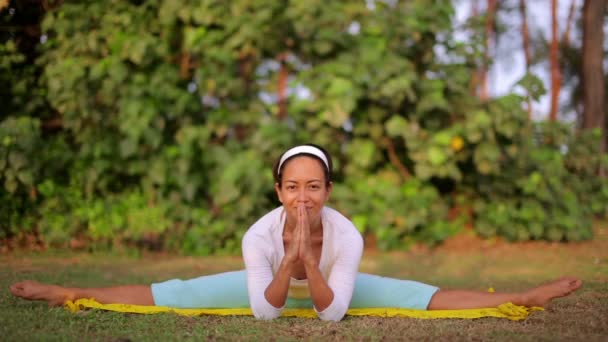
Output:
[
  {"xmin": 332, "ymin": 174, "xmax": 459, "ymax": 250},
  {"xmin": 1, "ymin": 0, "xmax": 606, "ymax": 253},
  {"xmin": 37, "ymin": 180, "xmax": 172, "ymax": 248},
  {"xmin": 0, "ymin": 117, "xmax": 40, "ymax": 195},
  {"xmin": 469, "ymin": 104, "xmax": 604, "ymax": 242},
  {"xmin": 0, "ymin": 117, "xmax": 41, "ymax": 237}
]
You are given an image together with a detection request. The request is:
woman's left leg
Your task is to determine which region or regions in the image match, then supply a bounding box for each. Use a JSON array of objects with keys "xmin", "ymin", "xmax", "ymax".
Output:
[
  {"xmin": 350, "ymin": 273, "xmax": 439, "ymax": 309},
  {"xmin": 427, "ymin": 276, "xmax": 582, "ymax": 309},
  {"xmin": 350, "ymin": 274, "xmax": 582, "ymax": 310}
]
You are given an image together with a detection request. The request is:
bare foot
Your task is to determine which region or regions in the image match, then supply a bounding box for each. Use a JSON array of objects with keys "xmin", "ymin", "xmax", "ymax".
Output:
[
  {"xmin": 10, "ymin": 280, "xmax": 74, "ymax": 306},
  {"xmin": 522, "ymin": 277, "xmax": 583, "ymax": 307}
]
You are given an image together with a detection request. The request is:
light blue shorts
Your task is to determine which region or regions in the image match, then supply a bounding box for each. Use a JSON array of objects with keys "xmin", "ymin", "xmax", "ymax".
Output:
[{"xmin": 151, "ymin": 271, "xmax": 438, "ymax": 310}]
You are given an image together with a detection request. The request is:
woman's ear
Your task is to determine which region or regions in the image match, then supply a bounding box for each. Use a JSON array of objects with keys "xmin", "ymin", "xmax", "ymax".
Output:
[{"xmin": 275, "ymin": 183, "xmax": 283, "ymax": 203}]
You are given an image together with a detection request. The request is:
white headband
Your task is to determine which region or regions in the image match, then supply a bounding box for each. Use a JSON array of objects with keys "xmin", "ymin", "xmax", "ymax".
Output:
[{"xmin": 278, "ymin": 145, "xmax": 329, "ymax": 174}]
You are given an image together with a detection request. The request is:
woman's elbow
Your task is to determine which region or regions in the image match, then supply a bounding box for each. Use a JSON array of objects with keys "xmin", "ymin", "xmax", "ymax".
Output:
[
  {"xmin": 316, "ymin": 299, "xmax": 348, "ymax": 321},
  {"xmin": 251, "ymin": 305, "xmax": 282, "ymax": 320},
  {"xmin": 253, "ymin": 312, "xmax": 281, "ymax": 320}
]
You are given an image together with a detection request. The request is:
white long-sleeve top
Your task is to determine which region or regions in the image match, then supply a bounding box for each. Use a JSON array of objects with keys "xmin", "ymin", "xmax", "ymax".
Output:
[{"xmin": 242, "ymin": 206, "xmax": 364, "ymax": 321}]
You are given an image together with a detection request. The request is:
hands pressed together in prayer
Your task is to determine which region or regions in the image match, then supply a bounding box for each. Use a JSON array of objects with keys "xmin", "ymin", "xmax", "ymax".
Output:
[
  {"xmin": 264, "ymin": 201, "xmax": 333, "ymax": 310},
  {"xmin": 284, "ymin": 203, "xmax": 317, "ymax": 268}
]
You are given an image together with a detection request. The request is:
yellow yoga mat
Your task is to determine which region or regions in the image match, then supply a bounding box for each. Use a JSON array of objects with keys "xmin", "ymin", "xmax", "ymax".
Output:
[{"xmin": 64, "ymin": 299, "xmax": 543, "ymax": 321}]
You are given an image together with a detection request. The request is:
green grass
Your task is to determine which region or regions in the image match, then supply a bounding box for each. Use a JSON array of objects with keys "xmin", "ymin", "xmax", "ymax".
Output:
[{"xmin": 2, "ymin": 228, "xmax": 607, "ymax": 341}]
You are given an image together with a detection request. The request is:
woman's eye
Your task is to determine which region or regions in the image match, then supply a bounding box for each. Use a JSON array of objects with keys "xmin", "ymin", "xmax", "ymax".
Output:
[
  {"xmin": 286, "ymin": 185, "xmax": 296, "ymax": 191},
  {"xmin": 309, "ymin": 184, "xmax": 320, "ymax": 190}
]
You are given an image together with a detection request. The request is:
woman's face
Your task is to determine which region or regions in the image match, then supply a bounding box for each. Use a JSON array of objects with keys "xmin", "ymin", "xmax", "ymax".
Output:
[{"xmin": 275, "ymin": 156, "xmax": 332, "ymax": 227}]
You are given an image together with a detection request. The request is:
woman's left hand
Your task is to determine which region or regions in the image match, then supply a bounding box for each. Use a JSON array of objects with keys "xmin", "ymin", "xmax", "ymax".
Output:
[{"xmin": 297, "ymin": 203, "xmax": 316, "ymax": 266}]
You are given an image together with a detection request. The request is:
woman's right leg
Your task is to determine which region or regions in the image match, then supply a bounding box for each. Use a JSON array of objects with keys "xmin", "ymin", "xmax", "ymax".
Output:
[
  {"xmin": 10, "ymin": 270, "xmax": 250, "ymax": 308},
  {"xmin": 10, "ymin": 281, "xmax": 153, "ymax": 306},
  {"xmin": 151, "ymin": 270, "xmax": 249, "ymax": 308}
]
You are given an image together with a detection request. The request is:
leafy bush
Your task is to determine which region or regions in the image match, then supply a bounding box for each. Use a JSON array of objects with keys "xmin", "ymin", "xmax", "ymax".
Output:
[
  {"xmin": 332, "ymin": 175, "xmax": 459, "ymax": 250},
  {"xmin": 1, "ymin": 0, "xmax": 605, "ymax": 253},
  {"xmin": 469, "ymin": 105, "xmax": 605, "ymax": 242}
]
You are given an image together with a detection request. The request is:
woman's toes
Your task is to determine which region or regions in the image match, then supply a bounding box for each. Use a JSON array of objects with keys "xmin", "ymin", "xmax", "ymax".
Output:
[
  {"xmin": 10, "ymin": 282, "xmax": 26, "ymax": 296},
  {"xmin": 567, "ymin": 279, "xmax": 583, "ymax": 292}
]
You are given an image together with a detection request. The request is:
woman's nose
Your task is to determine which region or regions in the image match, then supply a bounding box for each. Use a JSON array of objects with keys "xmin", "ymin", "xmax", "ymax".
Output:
[{"xmin": 297, "ymin": 188, "xmax": 307, "ymax": 201}]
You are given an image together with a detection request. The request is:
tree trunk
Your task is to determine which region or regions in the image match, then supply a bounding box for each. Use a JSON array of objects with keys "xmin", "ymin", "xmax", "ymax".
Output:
[
  {"xmin": 549, "ymin": 0, "xmax": 561, "ymax": 121},
  {"xmin": 581, "ymin": 0, "xmax": 606, "ymax": 152},
  {"xmin": 480, "ymin": 0, "xmax": 497, "ymax": 101},
  {"xmin": 469, "ymin": 0, "xmax": 481, "ymax": 96},
  {"xmin": 277, "ymin": 52, "xmax": 289, "ymax": 121},
  {"xmin": 519, "ymin": 0, "xmax": 532, "ymax": 118},
  {"xmin": 562, "ymin": 0, "xmax": 576, "ymax": 47}
]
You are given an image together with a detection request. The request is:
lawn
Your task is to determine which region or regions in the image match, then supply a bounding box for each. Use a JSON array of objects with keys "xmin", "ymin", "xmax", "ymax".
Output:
[{"xmin": 1, "ymin": 227, "xmax": 607, "ymax": 341}]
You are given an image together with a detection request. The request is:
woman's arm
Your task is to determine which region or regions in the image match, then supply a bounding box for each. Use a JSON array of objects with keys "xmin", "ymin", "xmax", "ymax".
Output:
[
  {"xmin": 315, "ymin": 233, "xmax": 363, "ymax": 321},
  {"xmin": 242, "ymin": 232, "xmax": 286, "ymax": 320},
  {"xmin": 305, "ymin": 208, "xmax": 364, "ymax": 321},
  {"xmin": 263, "ymin": 256, "xmax": 295, "ymax": 308},
  {"xmin": 298, "ymin": 204, "xmax": 335, "ymax": 311},
  {"xmin": 263, "ymin": 211, "xmax": 303, "ymax": 308},
  {"xmin": 304, "ymin": 262, "xmax": 334, "ymax": 311}
]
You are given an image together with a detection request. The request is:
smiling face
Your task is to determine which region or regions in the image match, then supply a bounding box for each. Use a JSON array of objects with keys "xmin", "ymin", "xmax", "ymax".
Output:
[{"xmin": 275, "ymin": 156, "xmax": 333, "ymax": 229}]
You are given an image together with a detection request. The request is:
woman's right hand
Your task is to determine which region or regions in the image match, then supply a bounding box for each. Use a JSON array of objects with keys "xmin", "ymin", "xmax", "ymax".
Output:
[{"xmin": 283, "ymin": 213, "xmax": 300, "ymax": 264}]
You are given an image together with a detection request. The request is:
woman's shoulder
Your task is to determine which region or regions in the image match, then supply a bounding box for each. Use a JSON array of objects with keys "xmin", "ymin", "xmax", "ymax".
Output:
[
  {"xmin": 322, "ymin": 206, "xmax": 353, "ymax": 225},
  {"xmin": 322, "ymin": 206, "xmax": 364, "ymax": 255},
  {"xmin": 322, "ymin": 206, "xmax": 362, "ymax": 238}
]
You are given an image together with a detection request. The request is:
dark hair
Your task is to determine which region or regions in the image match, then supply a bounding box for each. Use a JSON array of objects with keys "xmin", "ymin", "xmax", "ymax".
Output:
[{"xmin": 272, "ymin": 144, "xmax": 333, "ymax": 188}]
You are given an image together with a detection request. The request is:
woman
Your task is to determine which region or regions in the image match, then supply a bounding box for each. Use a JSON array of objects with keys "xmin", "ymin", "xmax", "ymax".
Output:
[{"xmin": 10, "ymin": 144, "xmax": 582, "ymax": 321}]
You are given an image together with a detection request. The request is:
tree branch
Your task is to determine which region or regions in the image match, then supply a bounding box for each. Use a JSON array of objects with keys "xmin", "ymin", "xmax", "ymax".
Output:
[{"xmin": 383, "ymin": 137, "xmax": 410, "ymax": 180}]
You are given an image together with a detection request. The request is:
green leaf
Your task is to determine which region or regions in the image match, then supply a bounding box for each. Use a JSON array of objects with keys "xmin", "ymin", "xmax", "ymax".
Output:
[
  {"xmin": 2, "ymin": 135, "xmax": 13, "ymax": 146},
  {"xmin": 529, "ymin": 223, "xmax": 543, "ymax": 239},
  {"xmin": 476, "ymin": 161, "xmax": 493, "ymax": 174},
  {"xmin": 514, "ymin": 72, "xmax": 546, "ymax": 100},
  {"xmin": 474, "ymin": 143, "xmax": 500, "ymax": 174},
  {"xmin": 313, "ymin": 40, "xmax": 333, "ymax": 55},
  {"xmin": 17, "ymin": 170, "xmax": 33, "ymax": 185},
  {"xmin": 467, "ymin": 129, "xmax": 483, "ymax": 143},
  {"xmin": 349, "ymin": 140, "xmax": 375, "ymax": 168},
  {"xmin": 414, "ymin": 164, "xmax": 433, "ymax": 180},
  {"xmin": 351, "ymin": 215, "xmax": 368, "ymax": 233},
  {"xmin": 326, "ymin": 77, "xmax": 353, "ymax": 97},
  {"xmin": 401, "ymin": 179, "xmax": 421, "ymax": 198},
  {"xmin": 184, "ymin": 26, "xmax": 207, "ymax": 51},
  {"xmin": 433, "ymin": 131, "xmax": 452, "ymax": 146},
  {"xmin": 8, "ymin": 151, "xmax": 27, "ymax": 170},
  {"xmin": 428, "ymin": 146, "xmax": 447, "ymax": 166},
  {"xmin": 546, "ymin": 228, "xmax": 563, "ymax": 242},
  {"xmin": 119, "ymin": 139, "xmax": 137, "ymax": 158},
  {"xmin": 4, "ymin": 178, "xmax": 17, "ymax": 193},
  {"xmin": 320, "ymin": 100, "xmax": 352, "ymax": 128},
  {"xmin": 472, "ymin": 111, "xmax": 491, "ymax": 128},
  {"xmin": 385, "ymin": 116, "xmax": 408, "ymax": 138}
]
